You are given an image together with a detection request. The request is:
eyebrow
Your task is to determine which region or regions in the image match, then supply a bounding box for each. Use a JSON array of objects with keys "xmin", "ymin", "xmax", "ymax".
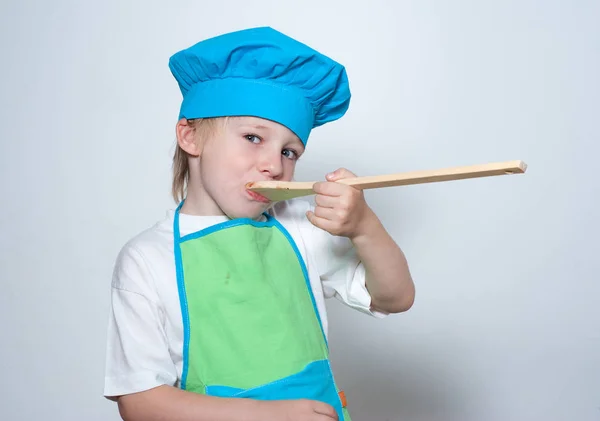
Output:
[
  {"xmin": 251, "ymin": 124, "xmax": 271, "ymax": 130},
  {"xmin": 237, "ymin": 123, "xmax": 271, "ymax": 131}
]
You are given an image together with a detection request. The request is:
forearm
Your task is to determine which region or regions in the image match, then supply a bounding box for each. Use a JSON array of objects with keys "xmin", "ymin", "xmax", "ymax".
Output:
[
  {"xmin": 351, "ymin": 209, "xmax": 415, "ymax": 313},
  {"xmin": 117, "ymin": 385, "xmax": 262, "ymax": 421}
]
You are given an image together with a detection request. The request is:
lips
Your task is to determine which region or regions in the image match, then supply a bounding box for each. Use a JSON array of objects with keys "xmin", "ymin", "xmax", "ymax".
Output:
[{"xmin": 246, "ymin": 188, "xmax": 271, "ymax": 203}]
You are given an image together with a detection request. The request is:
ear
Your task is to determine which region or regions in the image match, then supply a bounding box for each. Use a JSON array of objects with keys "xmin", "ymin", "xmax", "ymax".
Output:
[{"xmin": 176, "ymin": 118, "xmax": 202, "ymax": 157}]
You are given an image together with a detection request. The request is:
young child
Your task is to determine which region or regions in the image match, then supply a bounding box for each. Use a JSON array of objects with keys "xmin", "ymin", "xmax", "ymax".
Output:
[{"xmin": 104, "ymin": 26, "xmax": 415, "ymax": 421}]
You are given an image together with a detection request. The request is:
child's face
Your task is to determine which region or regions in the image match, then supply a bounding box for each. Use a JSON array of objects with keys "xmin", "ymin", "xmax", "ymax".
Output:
[{"xmin": 197, "ymin": 116, "xmax": 305, "ymax": 219}]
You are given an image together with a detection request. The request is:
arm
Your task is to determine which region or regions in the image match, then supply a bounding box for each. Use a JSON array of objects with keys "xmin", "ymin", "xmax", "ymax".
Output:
[
  {"xmin": 116, "ymin": 386, "xmax": 260, "ymax": 421},
  {"xmin": 307, "ymin": 168, "xmax": 415, "ymax": 314},
  {"xmin": 116, "ymin": 386, "xmax": 338, "ymax": 421},
  {"xmin": 349, "ymin": 209, "xmax": 415, "ymax": 313}
]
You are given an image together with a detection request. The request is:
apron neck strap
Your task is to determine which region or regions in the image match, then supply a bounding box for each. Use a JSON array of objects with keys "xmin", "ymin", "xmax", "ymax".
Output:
[{"xmin": 173, "ymin": 200, "xmax": 185, "ymax": 242}]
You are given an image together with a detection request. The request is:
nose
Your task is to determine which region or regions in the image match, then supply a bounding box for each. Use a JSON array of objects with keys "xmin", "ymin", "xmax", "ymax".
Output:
[{"xmin": 258, "ymin": 148, "xmax": 283, "ymax": 179}]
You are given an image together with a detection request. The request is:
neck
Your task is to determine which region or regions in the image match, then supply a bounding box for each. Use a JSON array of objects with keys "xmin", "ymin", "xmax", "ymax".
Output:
[{"xmin": 180, "ymin": 192, "xmax": 220, "ymax": 216}]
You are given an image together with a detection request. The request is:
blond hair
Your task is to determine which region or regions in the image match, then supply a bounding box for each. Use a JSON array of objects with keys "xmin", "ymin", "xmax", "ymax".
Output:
[{"xmin": 171, "ymin": 117, "xmax": 227, "ymax": 203}]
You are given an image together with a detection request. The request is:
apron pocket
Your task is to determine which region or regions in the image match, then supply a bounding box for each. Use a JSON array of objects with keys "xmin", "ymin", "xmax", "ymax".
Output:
[{"xmin": 205, "ymin": 359, "xmax": 344, "ymax": 418}]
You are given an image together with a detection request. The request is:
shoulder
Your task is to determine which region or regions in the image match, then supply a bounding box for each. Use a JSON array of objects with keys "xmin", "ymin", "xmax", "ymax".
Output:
[{"xmin": 111, "ymin": 213, "xmax": 174, "ymax": 296}]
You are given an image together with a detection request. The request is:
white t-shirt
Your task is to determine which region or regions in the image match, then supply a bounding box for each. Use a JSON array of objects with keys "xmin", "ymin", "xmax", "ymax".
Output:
[{"xmin": 103, "ymin": 198, "xmax": 387, "ymax": 398}]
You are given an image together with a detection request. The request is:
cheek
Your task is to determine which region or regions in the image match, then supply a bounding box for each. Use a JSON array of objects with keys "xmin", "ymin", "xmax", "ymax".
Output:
[
  {"xmin": 282, "ymin": 160, "xmax": 297, "ymax": 180},
  {"xmin": 203, "ymin": 148, "xmax": 252, "ymax": 186},
  {"xmin": 200, "ymin": 149, "xmax": 229, "ymax": 186}
]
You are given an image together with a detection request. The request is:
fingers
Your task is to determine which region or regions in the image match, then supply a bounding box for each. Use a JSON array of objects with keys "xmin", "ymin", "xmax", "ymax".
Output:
[
  {"xmin": 313, "ymin": 206, "xmax": 348, "ymax": 222},
  {"xmin": 314, "ymin": 168, "xmax": 359, "ymax": 196},
  {"xmin": 314, "ymin": 193, "xmax": 338, "ymax": 208},
  {"xmin": 312, "ymin": 401, "xmax": 339, "ymax": 420},
  {"xmin": 307, "ymin": 167, "xmax": 366, "ymax": 238},
  {"xmin": 314, "ymin": 190, "xmax": 355, "ymax": 215},
  {"xmin": 305, "ymin": 210, "xmax": 336, "ymax": 233},
  {"xmin": 313, "ymin": 180, "xmax": 347, "ymax": 197},
  {"xmin": 313, "ymin": 168, "xmax": 356, "ymax": 196}
]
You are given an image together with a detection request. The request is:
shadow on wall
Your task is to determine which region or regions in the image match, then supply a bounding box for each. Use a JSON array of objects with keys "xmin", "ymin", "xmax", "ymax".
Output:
[{"xmin": 326, "ymin": 300, "xmax": 469, "ymax": 421}]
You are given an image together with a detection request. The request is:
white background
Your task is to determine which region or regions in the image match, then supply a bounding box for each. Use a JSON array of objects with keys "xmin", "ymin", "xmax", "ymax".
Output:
[{"xmin": 1, "ymin": 0, "xmax": 598, "ymax": 420}]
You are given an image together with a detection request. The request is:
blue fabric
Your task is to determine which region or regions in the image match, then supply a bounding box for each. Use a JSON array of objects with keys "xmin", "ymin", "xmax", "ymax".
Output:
[
  {"xmin": 205, "ymin": 359, "xmax": 345, "ymax": 420},
  {"xmin": 168, "ymin": 26, "xmax": 351, "ymax": 144},
  {"xmin": 172, "ymin": 200, "xmax": 192, "ymax": 390}
]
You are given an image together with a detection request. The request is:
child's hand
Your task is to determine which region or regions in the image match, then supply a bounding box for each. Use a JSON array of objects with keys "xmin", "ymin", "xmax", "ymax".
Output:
[
  {"xmin": 256, "ymin": 399, "xmax": 338, "ymax": 420},
  {"xmin": 306, "ymin": 168, "xmax": 374, "ymax": 240}
]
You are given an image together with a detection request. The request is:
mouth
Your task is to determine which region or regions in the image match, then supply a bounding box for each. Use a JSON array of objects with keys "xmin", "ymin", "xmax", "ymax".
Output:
[{"xmin": 246, "ymin": 188, "xmax": 271, "ymax": 204}]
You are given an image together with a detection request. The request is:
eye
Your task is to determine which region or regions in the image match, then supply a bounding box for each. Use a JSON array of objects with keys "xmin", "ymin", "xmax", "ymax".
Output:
[
  {"xmin": 245, "ymin": 134, "xmax": 261, "ymax": 144},
  {"xmin": 282, "ymin": 149, "xmax": 299, "ymax": 160}
]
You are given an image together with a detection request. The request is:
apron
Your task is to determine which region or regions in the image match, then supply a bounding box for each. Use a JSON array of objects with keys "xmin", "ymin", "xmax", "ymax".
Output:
[{"xmin": 173, "ymin": 202, "xmax": 351, "ymax": 420}]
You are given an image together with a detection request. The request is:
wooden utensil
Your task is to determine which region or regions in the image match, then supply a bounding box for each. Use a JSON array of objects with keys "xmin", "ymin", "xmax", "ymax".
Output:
[{"xmin": 246, "ymin": 160, "xmax": 527, "ymax": 202}]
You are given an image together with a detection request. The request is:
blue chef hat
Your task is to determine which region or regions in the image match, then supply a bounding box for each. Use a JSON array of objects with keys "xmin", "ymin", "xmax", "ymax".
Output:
[{"xmin": 168, "ymin": 26, "xmax": 351, "ymax": 145}]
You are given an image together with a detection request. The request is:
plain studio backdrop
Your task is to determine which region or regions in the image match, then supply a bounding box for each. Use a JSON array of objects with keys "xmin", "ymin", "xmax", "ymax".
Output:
[{"xmin": 1, "ymin": 0, "xmax": 598, "ymax": 420}]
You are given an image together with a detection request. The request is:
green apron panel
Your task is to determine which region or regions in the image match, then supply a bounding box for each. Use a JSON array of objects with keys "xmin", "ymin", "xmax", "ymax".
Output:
[{"xmin": 179, "ymin": 223, "xmax": 328, "ymax": 390}]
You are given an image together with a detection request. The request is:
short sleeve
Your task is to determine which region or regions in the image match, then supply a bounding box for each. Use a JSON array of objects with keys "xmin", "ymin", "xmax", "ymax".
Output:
[
  {"xmin": 307, "ymin": 213, "xmax": 388, "ymax": 319},
  {"xmin": 103, "ymin": 245, "xmax": 178, "ymax": 399}
]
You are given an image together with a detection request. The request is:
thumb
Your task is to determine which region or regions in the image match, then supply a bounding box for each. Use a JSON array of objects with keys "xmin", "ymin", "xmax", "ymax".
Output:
[{"xmin": 326, "ymin": 168, "xmax": 356, "ymax": 181}]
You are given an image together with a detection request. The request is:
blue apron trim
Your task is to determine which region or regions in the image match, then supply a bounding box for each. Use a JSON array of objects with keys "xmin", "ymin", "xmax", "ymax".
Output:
[
  {"xmin": 205, "ymin": 359, "xmax": 343, "ymax": 418},
  {"xmin": 269, "ymin": 217, "xmax": 328, "ymax": 348},
  {"xmin": 173, "ymin": 200, "xmax": 191, "ymax": 390}
]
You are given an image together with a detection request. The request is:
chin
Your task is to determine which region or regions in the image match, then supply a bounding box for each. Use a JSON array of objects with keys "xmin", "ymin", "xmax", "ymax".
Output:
[{"xmin": 223, "ymin": 202, "xmax": 270, "ymax": 221}]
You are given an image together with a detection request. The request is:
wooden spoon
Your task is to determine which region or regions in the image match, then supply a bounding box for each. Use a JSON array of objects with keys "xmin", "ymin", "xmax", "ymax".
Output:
[{"xmin": 246, "ymin": 160, "xmax": 527, "ymax": 202}]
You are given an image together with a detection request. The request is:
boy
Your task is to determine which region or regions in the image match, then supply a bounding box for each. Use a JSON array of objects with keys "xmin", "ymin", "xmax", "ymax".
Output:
[{"xmin": 104, "ymin": 26, "xmax": 414, "ymax": 421}]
